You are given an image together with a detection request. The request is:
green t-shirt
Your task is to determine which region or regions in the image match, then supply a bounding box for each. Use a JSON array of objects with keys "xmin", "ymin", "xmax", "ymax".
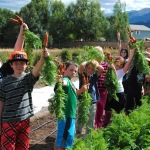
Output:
[{"xmin": 63, "ymin": 77, "xmax": 77, "ymax": 118}]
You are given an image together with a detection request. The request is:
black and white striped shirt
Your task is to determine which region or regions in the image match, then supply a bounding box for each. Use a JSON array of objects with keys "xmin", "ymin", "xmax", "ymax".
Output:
[{"xmin": 0, "ymin": 72, "xmax": 39, "ymax": 123}]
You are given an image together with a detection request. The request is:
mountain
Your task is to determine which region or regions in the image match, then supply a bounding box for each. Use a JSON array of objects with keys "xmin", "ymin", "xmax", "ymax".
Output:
[
  {"xmin": 128, "ymin": 8, "xmax": 150, "ymax": 27},
  {"xmin": 105, "ymin": 8, "xmax": 150, "ymax": 28}
]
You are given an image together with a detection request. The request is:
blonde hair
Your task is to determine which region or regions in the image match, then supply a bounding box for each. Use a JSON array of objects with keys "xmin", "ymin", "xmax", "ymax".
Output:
[
  {"xmin": 85, "ymin": 60, "xmax": 99, "ymax": 71},
  {"xmin": 114, "ymin": 56, "xmax": 125, "ymax": 67},
  {"xmin": 95, "ymin": 46, "xmax": 104, "ymax": 60}
]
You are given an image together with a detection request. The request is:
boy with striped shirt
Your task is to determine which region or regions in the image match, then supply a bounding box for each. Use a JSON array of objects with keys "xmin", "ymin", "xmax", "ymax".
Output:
[{"xmin": 0, "ymin": 23, "xmax": 49, "ymax": 150}]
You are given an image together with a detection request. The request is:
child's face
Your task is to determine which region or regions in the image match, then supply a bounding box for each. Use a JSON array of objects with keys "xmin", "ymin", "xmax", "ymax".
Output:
[
  {"xmin": 64, "ymin": 64, "xmax": 78, "ymax": 79},
  {"xmin": 85, "ymin": 64, "xmax": 95, "ymax": 76},
  {"xmin": 120, "ymin": 50, "xmax": 127, "ymax": 58},
  {"xmin": 10, "ymin": 61, "xmax": 27, "ymax": 75},
  {"xmin": 114, "ymin": 59, "xmax": 124, "ymax": 69}
]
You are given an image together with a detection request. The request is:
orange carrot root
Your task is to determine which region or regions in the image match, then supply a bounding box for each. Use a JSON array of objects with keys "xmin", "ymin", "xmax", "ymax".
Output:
[
  {"xmin": 10, "ymin": 18, "xmax": 20, "ymax": 25},
  {"xmin": 15, "ymin": 15, "xmax": 23, "ymax": 25},
  {"xmin": 43, "ymin": 32, "xmax": 49, "ymax": 47}
]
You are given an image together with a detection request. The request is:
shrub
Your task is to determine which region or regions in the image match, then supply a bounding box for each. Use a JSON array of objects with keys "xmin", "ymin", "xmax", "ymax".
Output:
[
  {"xmin": 69, "ymin": 95, "xmax": 150, "ymax": 150},
  {"xmin": 60, "ymin": 49, "xmax": 72, "ymax": 62}
]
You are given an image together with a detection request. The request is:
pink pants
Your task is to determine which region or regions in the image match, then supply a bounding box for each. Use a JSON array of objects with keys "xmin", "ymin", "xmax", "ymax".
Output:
[{"xmin": 95, "ymin": 90, "xmax": 108, "ymax": 129}]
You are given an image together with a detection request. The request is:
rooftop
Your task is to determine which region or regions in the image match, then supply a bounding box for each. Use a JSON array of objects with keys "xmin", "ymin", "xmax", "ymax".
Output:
[{"xmin": 130, "ymin": 24, "xmax": 150, "ymax": 31}]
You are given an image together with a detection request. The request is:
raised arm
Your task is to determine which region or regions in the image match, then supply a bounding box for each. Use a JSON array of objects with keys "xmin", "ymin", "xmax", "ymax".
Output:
[
  {"xmin": 92, "ymin": 60, "xmax": 104, "ymax": 76},
  {"xmin": 123, "ymin": 48, "xmax": 136, "ymax": 73},
  {"xmin": 79, "ymin": 61, "xmax": 86, "ymax": 74},
  {"xmin": 32, "ymin": 48, "xmax": 49, "ymax": 77},
  {"xmin": 117, "ymin": 31, "xmax": 121, "ymax": 56},
  {"xmin": 14, "ymin": 23, "xmax": 28, "ymax": 51}
]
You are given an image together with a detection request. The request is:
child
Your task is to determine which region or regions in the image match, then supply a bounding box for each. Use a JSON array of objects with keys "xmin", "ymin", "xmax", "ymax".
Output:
[
  {"xmin": 117, "ymin": 31, "xmax": 129, "ymax": 62},
  {"xmin": 76, "ymin": 60, "xmax": 103, "ymax": 134},
  {"xmin": 94, "ymin": 47, "xmax": 116, "ymax": 129},
  {"xmin": 0, "ymin": 23, "xmax": 28, "ymax": 78},
  {"xmin": 106, "ymin": 48, "xmax": 136, "ymax": 114},
  {"xmin": 54, "ymin": 61, "xmax": 88, "ymax": 150},
  {"xmin": 0, "ymin": 23, "xmax": 49, "ymax": 150}
]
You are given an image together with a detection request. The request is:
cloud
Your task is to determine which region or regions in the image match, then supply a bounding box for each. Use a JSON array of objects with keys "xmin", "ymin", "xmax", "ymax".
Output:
[
  {"xmin": 0, "ymin": 0, "xmax": 30, "ymax": 12},
  {"xmin": 61, "ymin": 0, "xmax": 77, "ymax": 5},
  {"xmin": 0, "ymin": 0, "xmax": 150, "ymax": 14},
  {"xmin": 100, "ymin": 0, "xmax": 150, "ymax": 13}
]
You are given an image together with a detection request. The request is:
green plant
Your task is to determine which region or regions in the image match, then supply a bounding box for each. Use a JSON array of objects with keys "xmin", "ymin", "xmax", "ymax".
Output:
[
  {"xmin": 60, "ymin": 49, "xmax": 72, "ymax": 62},
  {"xmin": 24, "ymin": 29, "xmax": 42, "ymax": 66},
  {"xmin": 42, "ymin": 55, "xmax": 57, "ymax": 86},
  {"xmin": 48, "ymin": 82, "xmax": 67, "ymax": 121},
  {"xmin": 104, "ymin": 67, "xmax": 119, "ymax": 101},
  {"xmin": 77, "ymin": 90, "xmax": 92, "ymax": 126},
  {"xmin": 70, "ymin": 95, "xmax": 150, "ymax": 150},
  {"xmin": 69, "ymin": 128, "xmax": 108, "ymax": 150},
  {"xmin": 0, "ymin": 51, "xmax": 10, "ymax": 62},
  {"xmin": 103, "ymin": 95, "xmax": 150, "ymax": 149},
  {"xmin": 130, "ymin": 39, "xmax": 150, "ymax": 74}
]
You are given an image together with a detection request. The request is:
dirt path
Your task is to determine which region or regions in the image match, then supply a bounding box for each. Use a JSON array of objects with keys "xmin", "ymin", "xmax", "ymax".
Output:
[{"xmin": 29, "ymin": 107, "xmax": 56, "ymax": 150}]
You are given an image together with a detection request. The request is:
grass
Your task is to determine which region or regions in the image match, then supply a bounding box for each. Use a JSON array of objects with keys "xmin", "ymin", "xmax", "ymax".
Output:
[{"xmin": 0, "ymin": 47, "xmax": 149, "ymax": 63}]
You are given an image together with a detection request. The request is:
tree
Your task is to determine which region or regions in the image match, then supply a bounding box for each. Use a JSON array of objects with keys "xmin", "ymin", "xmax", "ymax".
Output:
[
  {"xmin": 0, "ymin": 8, "xmax": 17, "ymax": 47},
  {"xmin": 48, "ymin": 0, "xmax": 67, "ymax": 45},
  {"xmin": 113, "ymin": 0, "xmax": 129, "ymax": 41},
  {"xmin": 66, "ymin": 0, "xmax": 109, "ymax": 41},
  {"xmin": 104, "ymin": 16, "xmax": 115, "ymax": 41},
  {"xmin": 20, "ymin": 0, "xmax": 50, "ymax": 40}
]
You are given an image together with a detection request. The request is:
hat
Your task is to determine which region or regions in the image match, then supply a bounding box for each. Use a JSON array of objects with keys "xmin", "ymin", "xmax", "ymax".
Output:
[{"xmin": 9, "ymin": 51, "xmax": 28, "ymax": 62}]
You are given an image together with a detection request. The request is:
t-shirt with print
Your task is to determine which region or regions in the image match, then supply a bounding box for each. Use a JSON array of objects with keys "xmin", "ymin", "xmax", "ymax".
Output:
[{"xmin": 98, "ymin": 62, "xmax": 108, "ymax": 91}]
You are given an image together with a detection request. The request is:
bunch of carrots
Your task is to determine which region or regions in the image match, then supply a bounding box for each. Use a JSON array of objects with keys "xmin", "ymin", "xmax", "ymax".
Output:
[
  {"xmin": 48, "ymin": 63, "xmax": 67, "ymax": 121},
  {"xmin": 42, "ymin": 32, "xmax": 57, "ymax": 85},
  {"xmin": 10, "ymin": 15, "xmax": 57, "ymax": 85},
  {"xmin": 77, "ymin": 74, "xmax": 92, "ymax": 125},
  {"xmin": 104, "ymin": 52, "xmax": 119, "ymax": 101},
  {"xmin": 48, "ymin": 82, "xmax": 67, "ymax": 121},
  {"xmin": 127, "ymin": 28, "xmax": 150, "ymax": 74},
  {"xmin": 10, "ymin": 15, "xmax": 42, "ymax": 67}
]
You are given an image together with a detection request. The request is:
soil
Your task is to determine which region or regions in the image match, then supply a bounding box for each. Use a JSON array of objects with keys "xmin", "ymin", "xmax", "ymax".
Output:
[
  {"xmin": 29, "ymin": 82, "xmax": 56, "ymax": 150},
  {"xmin": 29, "ymin": 107, "xmax": 56, "ymax": 150}
]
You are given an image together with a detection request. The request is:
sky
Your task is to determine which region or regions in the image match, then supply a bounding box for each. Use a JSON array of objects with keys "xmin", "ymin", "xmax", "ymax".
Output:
[{"xmin": 0, "ymin": 0, "xmax": 150, "ymax": 14}]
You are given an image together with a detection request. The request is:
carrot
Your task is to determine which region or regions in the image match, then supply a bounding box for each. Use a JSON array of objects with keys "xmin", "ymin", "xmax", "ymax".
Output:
[
  {"xmin": 85, "ymin": 77, "xmax": 89, "ymax": 84},
  {"xmin": 58, "ymin": 63, "xmax": 66, "ymax": 75},
  {"xmin": 82, "ymin": 74, "xmax": 86, "ymax": 84},
  {"xmin": 127, "ymin": 27, "xmax": 137, "ymax": 45},
  {"xmin": 15, "ymin": 15, "xmax": 23, "ymax": 25},
  {"xmin": 82, "ymin": 74, "xmax": 88, "ymax": 85},
  {"xmin": 43, "ymin": 32, "xmax": 48, "ymax": 48},
  {"xmin": 42, "ymin": 31, "xmax": 57, "ymax": 85},
  {"xmin": 10, "ymin": 18, "xmax": 20, "ymax": 25},
  {"xmin": 10, "ymin": 15, "xmax": 23, "ymax": 26}
]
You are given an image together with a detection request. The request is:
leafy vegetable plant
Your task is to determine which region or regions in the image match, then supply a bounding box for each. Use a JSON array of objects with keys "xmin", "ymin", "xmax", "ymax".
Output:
[
  {"xmin": 104, "ymin": 51, "xmax": 119, "ymax": 101},
  {"xmin": 77, "ymin": 74, "xmax": 92, "ymax": 125},
  {"xmin": 48, "ymin": 82, "xmax": 67, "ymax": 121}
]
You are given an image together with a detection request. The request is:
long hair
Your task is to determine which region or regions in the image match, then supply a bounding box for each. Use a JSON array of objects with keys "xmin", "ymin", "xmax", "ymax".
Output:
[{"xmin": 120, "ymin": 48, "xmax": 128, "ymax": 59}]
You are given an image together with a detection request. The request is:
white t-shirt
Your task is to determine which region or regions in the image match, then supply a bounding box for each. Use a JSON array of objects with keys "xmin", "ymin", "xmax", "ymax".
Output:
[{"xmin": 116, "ymin": 68, "xmax": 125, "ymax": 93}]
